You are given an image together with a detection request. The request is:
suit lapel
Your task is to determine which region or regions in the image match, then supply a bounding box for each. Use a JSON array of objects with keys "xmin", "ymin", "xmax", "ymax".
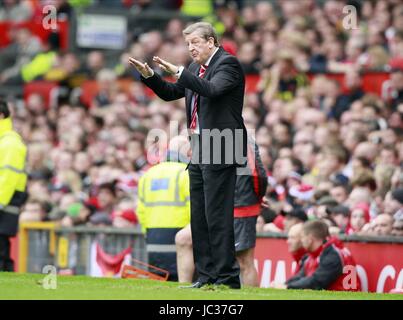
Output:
[
  {"xmin": 203, "ymin": 46, "xmax": 224, "ymax": 79},
  {"xmin": 185, "ymin": 47, "xmax": 225, "ymax": 126}
]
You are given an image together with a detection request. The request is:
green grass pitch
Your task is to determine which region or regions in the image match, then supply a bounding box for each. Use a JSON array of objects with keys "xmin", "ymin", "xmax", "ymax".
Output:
[{"xmin": 0, "ymin": 272, "xmax": 402, "ymax": 300}]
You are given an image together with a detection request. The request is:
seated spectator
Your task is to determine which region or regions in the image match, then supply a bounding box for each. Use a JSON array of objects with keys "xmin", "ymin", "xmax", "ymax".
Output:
[
  {"xmin": 344, "ymin": 69, "xmax": 365, "ymax": 105},
  {"xmin": 0, "ymin": 28, "xmax": 42, "ymax": 84},
  {"xmin": 374, "ymin": 164, "xmax": 397, "ymax": 199},
  {"xmin": 238, "ymin": 41, "xmax": 259, "ymax": 74},
  {"xmin": 313, "ymin": 195, "xmax": 339, "ymax": 220},
  {"xmin": 0, "ymin": 0, "xmax": 33, "ymax": 22},
  {"xmin": 88, "ymin": 182, "xmax": 117, "ymax": 226},
  {"xmin": 44, "ymin": 52, "xmax": 81, "ymax": 85},
  {"xmin": 18, "ymin": 32, "xmax": 60, "ymax": 84},
  {"xmin": 112, "ymin": 198, "xmax": 138, "ymax": 228},
  {"xmin": 81, "ymin": 50, "xmax": 106, "ymax": 80},
  {"xmin": 370, "ymin": 213, "xmax": 394, "ymax": 236},
  {"xmin": 328, "ymin": 205, "xmax": 350, "ymax": 234},
  {"xmin": 47, "ymin": 188, "xmax": 73, "ymax": 220},
  {"xmin": 329, "ymin": 183, "xmax": 350, "ymax": 205},
  {"xmin": 392, "ymin": 209, "xmax": 403, "ymax": 236},
  {"xmin": 92, "ymin": 69, "xmax": 118, "ymax": 108},
  {"xmin": 346, "ymin": 202, "xmax": 370, "ymax": 235},
  {"xmin": 384, "ymin": 188, "xmax": 403, "ymax": 216},
  {"xmin": 325, "ymin": 80, "xmax": 351, "ymax": 121},
  {"xmin": 350, "ymin": 169, "xmax": 377, "ymax": 194},
  {"xmin": 283, "ymin": 208, "xmax": 308, "ymax": 233},
  {"xmin": 272, "ymin": 220, "xmax": 361, "ymax": 291},
  {"xmin": 362, "ymin": 213, "xmax": 393, "ymax": 236},
  {"xmin": 318, "ymin": 147, "xmax": 349, "ymax": 186},
  {"xmin": 346, "ymin": 186, "xmax": 373, "ymax": 209},
  {"xmin": 286, "ymin": 223, "xmax": 306, "ymax": 275},
  {"xmin": 60, "ymin": 201, "xmax": 94, "ymax": 227},
  {"xmin": 256, "ymin": 207, "xmax": 276, "ymax": 233},
  {"xmin": 261, "ymin": 49, "xmax": 308, "ymax": 104},
  {"xmin": 19, "ymin": 199, "xmax": 49, "ymax": 222},
  {"xmin": 384, "ymin": 65, "xmax": 403, "ymax": 110}
]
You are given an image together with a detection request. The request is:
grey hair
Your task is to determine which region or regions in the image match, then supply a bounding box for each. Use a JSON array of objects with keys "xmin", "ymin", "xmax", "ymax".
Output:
[{"xmin": 183, "ymin": 22, "xmax": 220, "ymax": 47}]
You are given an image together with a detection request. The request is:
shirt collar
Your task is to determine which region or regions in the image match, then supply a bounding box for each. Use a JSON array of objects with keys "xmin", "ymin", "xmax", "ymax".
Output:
[
  {"xmin": 0, "ymin": 117, "xmax": 12, "ymax": 137},
  {"xmin": 204, "ymin": 46, "xmax": 219, "ymax": 67},
  {"xmin": 309, "ymin": 243, "xmax": 325, "ymax": 259}
]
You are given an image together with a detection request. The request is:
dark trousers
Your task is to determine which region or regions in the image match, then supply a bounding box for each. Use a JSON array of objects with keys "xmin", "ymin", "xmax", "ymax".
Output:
[
  {"xmin": 146, "ymin": 228, "xmax": 181, "ymax": 282},
  {"xmin": 0, "ymin": 235, "xmax": 14, "ymax": 272},
  {"xmin": 188, "ymin": 162, "xmax": 240, "ymax": 287}
]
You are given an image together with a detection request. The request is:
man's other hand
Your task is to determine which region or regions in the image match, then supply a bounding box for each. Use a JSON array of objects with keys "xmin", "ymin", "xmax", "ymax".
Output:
[
  {"xmin": 128, "ymin": 57, "xmax": 154, "ymax": 78},
  {"xmin": 153, "ymin": 56, "xmax": 179, "ymax": 75}
]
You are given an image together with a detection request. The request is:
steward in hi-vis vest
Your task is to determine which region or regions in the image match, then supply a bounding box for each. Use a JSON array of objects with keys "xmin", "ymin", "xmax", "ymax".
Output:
[
  {"xmin": 0, "ymin": 100, "xmax": 28, "ymax": 271},
  {"xmin": 137, "ymin": 139, "xmax": 190, "ymax": 281}
]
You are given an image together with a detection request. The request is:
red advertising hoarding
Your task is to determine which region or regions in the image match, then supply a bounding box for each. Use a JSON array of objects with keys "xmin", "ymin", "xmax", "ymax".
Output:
[{"xmin": 255, "ymin": 236, "xmax": 403, "ymax": 293}]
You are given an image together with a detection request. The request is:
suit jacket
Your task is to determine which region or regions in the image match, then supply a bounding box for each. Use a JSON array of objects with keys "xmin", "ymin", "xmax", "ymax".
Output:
[{"xmin": 141, "ymin": 47, "xmax": 247, "ymax": 168}]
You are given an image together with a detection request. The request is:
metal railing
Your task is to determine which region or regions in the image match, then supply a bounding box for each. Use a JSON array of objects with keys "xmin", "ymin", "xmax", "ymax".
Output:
[{"xmin": 18, "ymin": 222, "xmax": 147, "ymax": 275}]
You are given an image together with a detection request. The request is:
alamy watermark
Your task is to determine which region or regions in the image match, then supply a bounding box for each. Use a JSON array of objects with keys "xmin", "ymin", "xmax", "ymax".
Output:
[
  {"xmin": 42, "ymin": 5, "xmax": 57, "ymax": 30},
  {"xmin": 42, "ymin": 265, "xmax": 57, "ymax": 289},
  {"xmin": 342, "ymin": 5, "xmax": 359, "ymax": 30},
  {"xmin": 343, "ymin": 265, "xmax": 359, "ymax": 290},
  {"xmin": 145, "ymin": 121, "xmax": 257, "ymax": 175}
]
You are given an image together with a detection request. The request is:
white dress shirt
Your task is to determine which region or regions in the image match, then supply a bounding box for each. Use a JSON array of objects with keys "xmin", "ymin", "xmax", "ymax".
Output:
[{"xmin": 179, "ymin": 47, "xmax": 219, "ymax": 134}]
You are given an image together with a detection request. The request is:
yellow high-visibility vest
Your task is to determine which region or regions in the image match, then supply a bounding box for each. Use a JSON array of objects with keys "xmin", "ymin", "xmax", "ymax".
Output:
[
  {"xmin": 181, "ymin": 0, "xmax": 213, "ymax": 17},
  {"xmin": 137, "ymin": 161, "xmax": 190, "ymax": 233},
  {"xmin": 21, "ymin": 51, "xmax": 56, "ymax": 83},
  {"xmin": 0, "ymin": 117, "xmax": 27, "ymax": 206}
]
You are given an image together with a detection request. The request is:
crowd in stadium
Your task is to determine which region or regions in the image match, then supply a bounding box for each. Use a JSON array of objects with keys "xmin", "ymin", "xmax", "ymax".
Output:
[{"xmin": 0, "ymin": 0, "xmax": 402, "ymax": 237}]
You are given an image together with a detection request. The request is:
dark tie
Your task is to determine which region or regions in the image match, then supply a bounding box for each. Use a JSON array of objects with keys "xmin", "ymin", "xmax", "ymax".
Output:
[{"xmin": 189, "ymin": 65, "xmax": 207, "ymax": 131}]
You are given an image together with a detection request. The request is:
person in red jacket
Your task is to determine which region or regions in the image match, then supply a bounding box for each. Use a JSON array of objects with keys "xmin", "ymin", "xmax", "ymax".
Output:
[
  {"xmin": 286, "ymin": 223, "xmax": 307, "ymax": 276},
  {"xmin": 273, "ymin": 220, "xmax": 361, "ymax": 291}
]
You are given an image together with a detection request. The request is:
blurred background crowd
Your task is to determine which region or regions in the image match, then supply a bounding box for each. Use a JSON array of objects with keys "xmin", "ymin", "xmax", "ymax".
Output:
[{"xmin": 0, "ymin": 0, "xmax": 402, "ymax": 237}]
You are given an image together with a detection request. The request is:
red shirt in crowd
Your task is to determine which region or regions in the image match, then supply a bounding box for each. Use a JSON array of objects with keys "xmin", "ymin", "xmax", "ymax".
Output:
[{"xmin": 286, "ymin": 237, "xmax": 361, "ymax": 291}]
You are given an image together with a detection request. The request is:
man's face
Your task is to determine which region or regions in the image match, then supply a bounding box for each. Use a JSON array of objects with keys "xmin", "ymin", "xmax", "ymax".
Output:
[
  {"xmin": 301, "ymin": 231, "xmax": 314, "ymax": 251},
  {"xmin": 98, "ymin": 189, "xmax": 115, "ymax": 208},
  {"xmin": 21, "ymin": 203, "xmax": 43, "ymax": 221},
  {"xmin": 346, "ymin": 187, "xmax": 370, "ymax": 208},
  {"xmin": 287, "ymin": 225, "xmax": 303, "ymax": 252},
  {"xmin": 373, "ymin": 215, "xmax": 393, "ymax": 236},
  {"xmin": 330, "ymin": 186, "xmax": 348, "ymax": 204},
  {"xmin": 332, "ymin": 213, "xmax": 349, "ymax": 229},
  {"xmin": 380, "ymin": 149, "xmax": 396, "ymax": 165},
  {"xmin": 384, "ymin": 192, "xmax": 402, "ymax": 215},
  {"xmin": 284, "ymin": 216, "xmax": 299, "ymax": 233},
  {"xmin": 391, "ymin": 71, "xmax": 403, "ymax": 90},
  {"xmin": 185, "ymin": 32, "xmax": 214, "ymax": 65},
  {"xmin": 273, "ymin": 158, "xmax": 293, "ymax": 182},
  {"xmin": 392, "ymin": 220, "xmax": 403, "ymax": 237}
]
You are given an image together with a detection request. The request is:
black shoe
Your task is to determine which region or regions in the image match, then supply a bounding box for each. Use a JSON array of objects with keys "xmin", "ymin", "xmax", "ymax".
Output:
[{"xmin": 179, "ymin": 281, "xmax": 207, "ymax": 289}]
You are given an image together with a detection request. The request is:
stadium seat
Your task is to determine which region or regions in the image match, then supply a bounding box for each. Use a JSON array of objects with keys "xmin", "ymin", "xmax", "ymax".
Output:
[{"xmin": 23, "ymin": 81, "xmax": 59, "ymax": 109}]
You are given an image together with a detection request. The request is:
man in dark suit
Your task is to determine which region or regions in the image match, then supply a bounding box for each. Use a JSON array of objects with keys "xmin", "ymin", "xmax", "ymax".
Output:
[{"xmin": 129, "ymin": 22, "xmax": 247, "ymax": 289}]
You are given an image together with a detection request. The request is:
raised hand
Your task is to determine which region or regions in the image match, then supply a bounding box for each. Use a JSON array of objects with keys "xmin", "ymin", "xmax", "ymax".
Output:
[
  {"xmin": 128, "ymin": 57, "xmax": 154, "ymax": 78},
  {"xmin": 153, "ymin": 56, "xmax": 179, "ymax": 75}
]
